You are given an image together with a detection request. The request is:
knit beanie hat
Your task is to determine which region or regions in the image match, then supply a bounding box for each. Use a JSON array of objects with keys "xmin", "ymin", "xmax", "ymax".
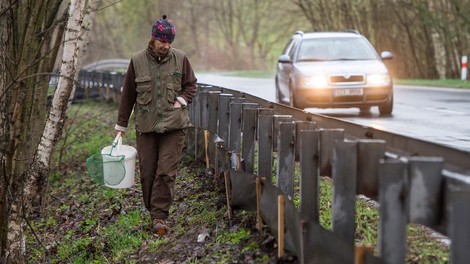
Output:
[{"xmin": 151, "ymin": 15, "xmax": 176, "ymax": 43}]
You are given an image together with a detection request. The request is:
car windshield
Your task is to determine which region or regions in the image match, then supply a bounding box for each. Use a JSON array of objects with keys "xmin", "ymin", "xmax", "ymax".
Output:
[{"xmin": 297, "ymin": 37, "xmax": 378, "ymax": 62}]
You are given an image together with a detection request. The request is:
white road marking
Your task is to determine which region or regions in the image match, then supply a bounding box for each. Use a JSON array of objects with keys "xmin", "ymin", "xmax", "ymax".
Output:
[{"xmin": 424, "ymin": 107, "xmax": 466, "ymax": 115}]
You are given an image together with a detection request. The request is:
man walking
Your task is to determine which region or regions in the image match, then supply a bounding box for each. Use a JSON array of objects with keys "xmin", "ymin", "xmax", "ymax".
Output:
[{"xmin": 115, "ymin": 15, "xmax": 197, "ymax": 237}]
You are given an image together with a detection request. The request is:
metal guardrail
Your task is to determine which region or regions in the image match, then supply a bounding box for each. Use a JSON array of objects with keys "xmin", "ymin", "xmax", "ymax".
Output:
[
  {"xmin": 76, "ymin": 71, "xmax": 470, "ymax": 263},
  {"xmin": 188, "ymin": 84, "xmax": 470, "ymax": 263},
  {"xmin": 81, "ymin": 58, "xmax": 130, "ymax": 71},
  {"xmin": 49, "ymin": 69, "xmax": 125, "ymax": 103},
  {"xmin": 223, "ymin": 87, "xmax": 470, "ymax": 175}
]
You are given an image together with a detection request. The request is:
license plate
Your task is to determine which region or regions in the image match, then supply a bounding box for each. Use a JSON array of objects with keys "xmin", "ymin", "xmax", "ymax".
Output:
[{"xmin": 333, "ymin": 88, "xmax": 363, "ymax": 97}]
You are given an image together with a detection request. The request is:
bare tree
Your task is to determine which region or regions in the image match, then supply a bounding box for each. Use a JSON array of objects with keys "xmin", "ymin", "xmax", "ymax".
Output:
[
  {"xmin": 288, "ymin": 0, "xmax": 470, "ymax": 79},
  {"xmin": 0, "ymin": 0, "xmax": 68, "ymax": 260},
  {"xmin": 79, "ymin": 0, "xmax": 470, "ymax": 78},
  {"xmin": 236, "ymin": 0, "xmax": 301, "ymax": 69},
  {"xmin": 0, "ymin": 0, "xmax": 91, "ymax": 261},
  {"xmin": 84, "ymin": 0, "xmax": 159, "ymax": 65}
]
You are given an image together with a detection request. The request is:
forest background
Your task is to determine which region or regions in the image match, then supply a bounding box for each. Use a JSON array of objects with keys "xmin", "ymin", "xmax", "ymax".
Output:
[{"xmin": 87, "ymin": 0, "xmax": 470, "ymax": 79}]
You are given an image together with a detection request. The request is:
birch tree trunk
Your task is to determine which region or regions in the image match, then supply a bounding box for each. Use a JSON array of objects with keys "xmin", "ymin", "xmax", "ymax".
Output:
[
  {"xmin": 6, "ymin": 0, "xmax": 86, "ymax": 262},
  {"xmin": 30, "ymin": 0, "xmax": 86, "ymax": 200},
  {"xmin": 71, "ymin": 0, "xmax": 101, "ymax": 100}
]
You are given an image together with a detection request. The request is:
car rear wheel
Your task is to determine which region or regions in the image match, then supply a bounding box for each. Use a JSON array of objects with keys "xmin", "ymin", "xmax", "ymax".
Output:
[
  {"xmin": 289, "ymin": 85, "xmax": 297, "ymax": 108},
  {"xmin": 379, "ymin": 95, "xmax": 393, "ymax": 116}
]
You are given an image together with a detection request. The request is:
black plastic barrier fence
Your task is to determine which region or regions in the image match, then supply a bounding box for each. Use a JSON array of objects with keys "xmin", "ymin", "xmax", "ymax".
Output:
[
  {"xmin": 187, "ymin": 84, "xmax": 470, "ymax": 264},
  {"xmin": 75, "ymin": 70, "xmax": 470, "ymax": 264}
]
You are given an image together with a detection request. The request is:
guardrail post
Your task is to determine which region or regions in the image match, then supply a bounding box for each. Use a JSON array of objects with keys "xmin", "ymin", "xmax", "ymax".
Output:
[
  {"xmin": 90, "ymin": 70, "xmax": 96, "ymax": 92},
  {"xmin": 299, "ymin": 130, "xmax": 320, "ymax": 222},
  {"xmin": 110, "ymin": 72, "xmax": 119, "ymax": 103},
  {"xmin": 86, "ymin": 70, "xmax": 92, "ymax": 90},
  {"xmin": 187, "ymin": 90, "xmax": 198, "ymax": 160},
  {"xmin": 406, "ymin": 157, "xmax": 444, "ymax": 227},
  {"xmin": 88, "ymin": 70, "xmax": 99, "ymax": 98},
  {"xmin": 218, "ymin": 94, "xmax": 233, "ymax": 148},
  {"xmin": 189, "ymin": 91, "xmax": 198, "ymax": 127},
  {"xmin": 108, "ymin": 72, "xmax": 114, "ymax": 100},
  {"xmin": 208, "ymin": 91, "xmax": 221, "ymax": 134},
  {"xmin": 75, "ymin": 70, "xmax": 85, "ymax": 101},
  {"xmin": 196, "ymin": 91, "xmax": 210, "ymax": 162},
  {"xmin": 319, "ymin": 129, "xmax": 344, "ymax": 177},
  {"xmin": 257, "ymin": 109, "xmax": 274, "ymax": 182},
  {"xmin": 276, "ymin": 122, "xmax": 296, "ymax": 197},
  {"xmin": 294, "ymin": 121, "xmax": 316, "ymax": 161},
  {"xmin": 113, "ymin": 73, "xmax": 124, "ymax": 103},
  {"xmin": 103, "ymin": 72, "xmax": 111, "ymax": 101},
  {"xmin": 379, "ymin": 159, "xmax": 407, "ymax": 264},
  {"xmin": 199, "ymin": 91, "xmax": 210, "ymax": 130},
  {"xmin": 449, "ymin": 187, "xmax": 470, "ymax": 264},
  {"xmin": 97, "ymin": 71, "xmax": 104, "ymax": 99},
  {"xmin": 273, "ymin": 115, "xmax": 292, "ymax": 153},
  {"xmin": 80, "ymin": 70, "xmax": 87, "ymax": 99},
  {"xmin": 357, "ymin": 139, "xmax": 386, "ymax": 198},
  {"xmin": 229, "ymin": 99, "xmax": 245, "ymax": 154},
  {"xmin": 332, "ymin": 139, "xmax": 357, "ymax": 252},
  {"xmin": 241, "ymin": 105, "xmax": 258, "ymax": 173},
  {"xmin": 189, "ymin": 89, "xmax": 200, "ymax": 147}
]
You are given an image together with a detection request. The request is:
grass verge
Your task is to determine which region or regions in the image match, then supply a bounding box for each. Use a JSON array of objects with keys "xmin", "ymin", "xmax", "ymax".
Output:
[
  {"xmin": 26, "ymin": 100, "xmax": 283, "ymax": 263},
  {"xmin": 26, "ymin": 99, "xmax": 449, "ymax": 263},
  {"xmin": 395, "ymin": 78, "xmax": 470, "ymax": 89}
]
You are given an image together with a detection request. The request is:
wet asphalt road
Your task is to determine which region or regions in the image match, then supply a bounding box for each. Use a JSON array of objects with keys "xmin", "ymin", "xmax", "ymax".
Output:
[{"xmin": 197, "ymin": 73, "xmax": 470, "ymax": 152}]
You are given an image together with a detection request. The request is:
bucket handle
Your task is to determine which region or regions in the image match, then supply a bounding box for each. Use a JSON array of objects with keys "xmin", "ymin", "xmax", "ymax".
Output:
[{"xmin": 110, "ymin": 132, "xmax": 123, "ymax": 155}]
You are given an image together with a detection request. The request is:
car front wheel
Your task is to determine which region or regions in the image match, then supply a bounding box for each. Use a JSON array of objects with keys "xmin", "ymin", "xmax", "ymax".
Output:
[
  {"xmin": 359, "ymin": 106, "xmax": 371, "ymax": 115},
  {"xmin": 379, "ymin": 95, "xmax": 393, "ymax": 116}
]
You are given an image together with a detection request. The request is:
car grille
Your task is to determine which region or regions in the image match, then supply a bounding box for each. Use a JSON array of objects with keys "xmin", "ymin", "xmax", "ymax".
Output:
[{"xmin": 329, "ymin": 74, "xmax": 365, "ymax": 84}]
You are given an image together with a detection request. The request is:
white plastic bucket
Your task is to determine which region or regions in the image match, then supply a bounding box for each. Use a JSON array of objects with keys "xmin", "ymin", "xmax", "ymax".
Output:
[{"xmin": 101, "ymin": 141, "xmax": 137, "ymax": 189}]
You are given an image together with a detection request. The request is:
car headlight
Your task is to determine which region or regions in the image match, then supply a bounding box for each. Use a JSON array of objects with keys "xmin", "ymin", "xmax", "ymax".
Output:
[
  {"xmin": 367, "ymin": 74, "xmax": 390, "ymax": 86},
  {"xmin": 300, "ymin": 75, "xmax": 328, "ymax": 88}
]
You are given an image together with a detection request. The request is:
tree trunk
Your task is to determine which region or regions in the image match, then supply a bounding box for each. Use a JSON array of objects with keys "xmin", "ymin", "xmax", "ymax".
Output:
[
  {"xmin": 27, "ymin": 0, "xmax": 86, "ymax": 209},
  {"xmin": 5, "ymin": 0, "xmax": 87, "ymax": 262},
  {"xmin": 71, "ymin": 0, "xmax": 101, "ymax": 100},
  {"xmin": 0, "ymin": 0, "xmax": 11, "ymax": 259}
]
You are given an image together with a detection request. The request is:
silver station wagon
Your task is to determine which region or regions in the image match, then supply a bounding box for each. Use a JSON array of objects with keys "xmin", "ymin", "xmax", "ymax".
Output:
[{"xmin": 275, "ymin": 31, "xmax": 394, "ymax": 115}]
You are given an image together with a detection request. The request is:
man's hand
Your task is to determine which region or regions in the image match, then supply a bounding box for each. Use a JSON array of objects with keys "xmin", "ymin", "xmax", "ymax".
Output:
[
  {"xmin": 173, "ymin": 101, "xmax": 182, "ymax": 109},
  {"xmin": 116, "ymin": 131, "xmax": 124, "ymax": 138}
]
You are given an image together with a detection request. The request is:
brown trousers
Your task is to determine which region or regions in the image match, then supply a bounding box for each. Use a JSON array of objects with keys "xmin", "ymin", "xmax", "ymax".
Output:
[{"xmin": 136, "ymin": 129, "xmax": 186, "ymax": 220}]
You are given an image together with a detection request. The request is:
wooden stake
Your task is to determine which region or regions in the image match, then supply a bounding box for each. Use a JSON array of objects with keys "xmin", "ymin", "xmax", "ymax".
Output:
[
  {"xmin": 204, "ymin": 130, "xmax": 209, "ymax": 168},
  {"xmin": 355, "ymin": 245, "xmax": 373, "ymax": 264},
  {"xmin": 194, "ymin": 127, "xmax": 199, "ymax": 162},
  {"xmin": 256, "ymin": 177, "xmax": 263, "ymax": 231},
  {"xmin": 224, "ymin": 171, "xmax": 232, "ymax": 220},
  {"xmin": 278, "ymin": 194, "xmax": 285, "ymax": 258},
  {"xmin": 237, "ymin": 153, "xmax": 241, "ymax": 170},
  {"xmin": 214, "ymin": 145, "xmax": 219, "ymax": 180}
]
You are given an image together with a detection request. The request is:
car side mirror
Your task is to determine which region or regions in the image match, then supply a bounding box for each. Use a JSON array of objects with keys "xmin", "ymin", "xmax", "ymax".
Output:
[
  {"xmin": 381, "ymin": 51, "xmax": 393, "ymax": 60},
  {"xmin": 278, "ymin": 54, "xmax": 292, "ymax": 64}
]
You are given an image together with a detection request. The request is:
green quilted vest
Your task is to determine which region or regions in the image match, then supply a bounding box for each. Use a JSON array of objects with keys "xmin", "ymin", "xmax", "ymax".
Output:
[{"xmin": 131, "ymin": 48, "xmax": 190, "ymax": 133}]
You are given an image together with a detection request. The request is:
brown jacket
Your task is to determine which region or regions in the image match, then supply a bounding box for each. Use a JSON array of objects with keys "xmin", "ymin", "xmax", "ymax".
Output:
[{"xmin": 116, "ymin": 46, "xmax": 197, "ymax": 133}]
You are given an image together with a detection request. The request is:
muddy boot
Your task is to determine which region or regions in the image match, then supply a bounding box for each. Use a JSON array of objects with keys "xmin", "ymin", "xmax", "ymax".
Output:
[{"xmin": 153, "ymin": 219, "xmax": 168, "ymax": 237}]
